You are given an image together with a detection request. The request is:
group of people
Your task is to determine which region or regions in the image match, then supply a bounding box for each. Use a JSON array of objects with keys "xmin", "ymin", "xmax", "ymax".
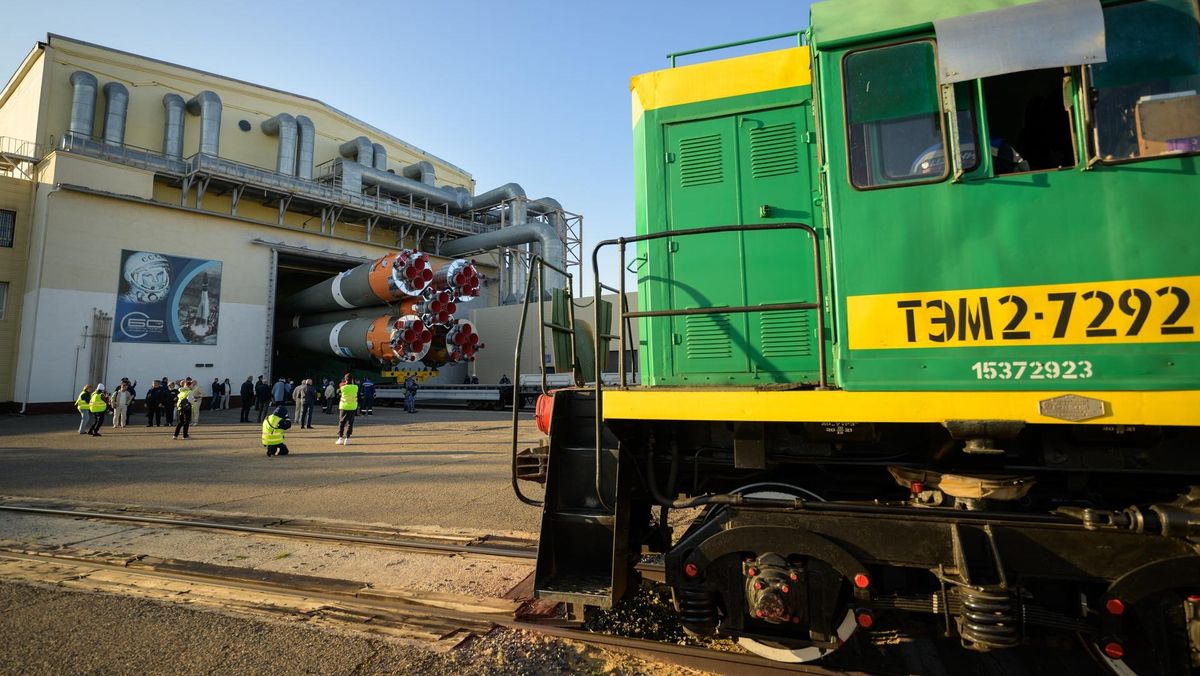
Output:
[
  {"xmin": 76, "ymin": 376, "xmax": 200, "ymax": 440},
  {"xmin": 260, "ymin": 373, "xmax": 366, "ymax": 456},
  {"xmin": 74, "ymin": 372, "xmax": 405, "ymax": 456}
]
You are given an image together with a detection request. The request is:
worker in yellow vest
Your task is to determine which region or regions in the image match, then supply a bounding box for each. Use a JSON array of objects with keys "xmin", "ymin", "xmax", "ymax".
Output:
[
  {"xmin": 262, "ymin": 405, "xmax": 292, "ymax": 457},
  {"xmin": 86, "ymin": 383, "xmax": 109, "ymax": 437},
  {"xmin": 173, "ymin": 379, "xmax": 194, "ymax": 440},
  {"xmin": 76, "ymin": 384, "xmax": 94, "ymax": 434},
  {"xmin": 336, "ymin": 375, "xmax": 359, "ymax": 446}
]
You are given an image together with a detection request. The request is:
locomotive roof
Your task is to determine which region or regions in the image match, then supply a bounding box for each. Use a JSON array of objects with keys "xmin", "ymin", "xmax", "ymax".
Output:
[{"xmin": 810, "ymin": 0, "xmax": 1046, "ymax": 48}]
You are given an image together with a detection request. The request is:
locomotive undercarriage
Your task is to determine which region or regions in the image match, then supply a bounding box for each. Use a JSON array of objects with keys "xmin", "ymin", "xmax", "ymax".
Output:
[{"xmin": 532, "ymin": 400, "xmax": 1200, "ymax": 675}]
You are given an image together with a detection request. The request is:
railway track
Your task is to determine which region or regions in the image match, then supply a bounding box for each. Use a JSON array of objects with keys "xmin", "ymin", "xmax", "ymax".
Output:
[
  {"xmin": 0, "ymin": 543, "xmax": 856, "ymax": 675},
  {"xmin": 0, "ymin": 498, "xmax": 667, "ymax": 580}
]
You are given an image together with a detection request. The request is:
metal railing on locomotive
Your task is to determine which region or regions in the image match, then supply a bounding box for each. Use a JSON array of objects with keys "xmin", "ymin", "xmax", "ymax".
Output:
[
  {"xmin": 590, "ymin": 222, "xmax": 827, "ymax": 511},
  {"xmin": 510, "ymin": 255, "xmax": 579, "ymax": 507}
]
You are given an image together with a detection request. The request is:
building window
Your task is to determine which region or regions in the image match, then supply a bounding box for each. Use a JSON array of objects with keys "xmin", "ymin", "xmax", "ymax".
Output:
[
  {"xmin": 0, "ymin": 211, "xmax": 14, "ymax": 248},
  {"xmin": 0, "ymin": 282, "xmax": 8, "ymax": 320}
]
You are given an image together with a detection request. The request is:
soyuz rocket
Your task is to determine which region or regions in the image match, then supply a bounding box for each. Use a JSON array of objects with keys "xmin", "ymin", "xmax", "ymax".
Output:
[{"xmin": 279, "ymin": 250, "xmax": 483, "ymax": 367}]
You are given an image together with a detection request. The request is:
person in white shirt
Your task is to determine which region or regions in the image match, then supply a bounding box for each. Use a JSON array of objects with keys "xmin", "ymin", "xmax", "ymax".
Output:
[{"xmin": 111, "ymin": 383, "xmax": 134, "ymax": 427}]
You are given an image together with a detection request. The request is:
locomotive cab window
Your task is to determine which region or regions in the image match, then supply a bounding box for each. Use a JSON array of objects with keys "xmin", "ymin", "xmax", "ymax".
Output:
[
  {"xmin": 981, "ymin": 68, "xmax": 1077, "ymax": 174},
  {"xmin": 844, "ymin": 41, "xmax": 978, "ymax": 188},
  {"xmin": 1089, "ymin": 0, "xmax": 1200, "ymax": 162}
]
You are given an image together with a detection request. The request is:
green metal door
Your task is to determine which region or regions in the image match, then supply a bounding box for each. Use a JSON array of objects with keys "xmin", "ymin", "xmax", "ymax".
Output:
[
  {"xmin": 736, "ymin": 105, "xmax": 820, "ymax": 382},
  {"xmin": 665, "ymin": 117, "xmax": 750, "ymax": 379},
  {"xmin": 663, "ymin": 105, "xmax": 819, "ymax": 383}
]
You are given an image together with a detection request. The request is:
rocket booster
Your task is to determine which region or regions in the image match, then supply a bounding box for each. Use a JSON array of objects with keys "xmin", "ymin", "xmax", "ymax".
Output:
[
  {"xmin": 280, "ymin": 315, "xmax": 433, "ymax": 364},
  {"xmin": 423, "ymin": 319, "xmax": 484, "ymax": 366},
  {"xmin": 282, "ymin": 250, "xmax": 434, "ymax": 314},
  {"xmin": 433, "ymin": 259, "xmax": 481, "ymax": 302},
  {"xmin": 290, "ymin": 290, "xmax": 456, "ymax": 329}
]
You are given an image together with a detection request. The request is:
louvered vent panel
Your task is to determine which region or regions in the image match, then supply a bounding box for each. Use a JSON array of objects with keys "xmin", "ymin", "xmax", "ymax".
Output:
[
  {"xmin": 749, "ymin": 123, "xmax": 799, "ymax": 179},
  {"xmin": 685, "ymin": 314, "xmax": 733, "ymax": 358},
  {"xmin": 679, "ymin": 134, "xmax": 724, "ymax": 187},
  {"xmin": 760, "ymin": 311, "xmax": 811, "ymax": 358}
]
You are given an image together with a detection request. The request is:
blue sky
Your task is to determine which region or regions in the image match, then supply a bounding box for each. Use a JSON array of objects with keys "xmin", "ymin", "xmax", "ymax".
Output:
[{"xmin": 0, "ymin": 0, "xmax": 816, "ymax": 290}]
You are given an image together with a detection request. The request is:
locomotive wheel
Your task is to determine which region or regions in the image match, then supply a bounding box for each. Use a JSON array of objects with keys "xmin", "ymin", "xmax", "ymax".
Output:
[
  {"xmin": 723, "ymin": 483, "xmax": 859, "ymax": 664},
  {"xmin": 737, "ymin": 609, "xmax": 857, "ymax": 663}
]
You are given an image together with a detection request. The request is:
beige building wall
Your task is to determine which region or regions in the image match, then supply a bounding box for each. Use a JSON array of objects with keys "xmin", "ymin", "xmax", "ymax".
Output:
[
  {"xmin": 0, "ymin": 47, "xmax": 46, "ymax": 148},
  {"xmin": 0, "ymin": 35, "xmax": 550, "ymax": 405},
  {"xmin": 0, "ymin": 175, "xmax": 32, "ymax": 401},
  {"xmin": 14, "ymin": 152, "xmax": 472, "ymax": 404}
]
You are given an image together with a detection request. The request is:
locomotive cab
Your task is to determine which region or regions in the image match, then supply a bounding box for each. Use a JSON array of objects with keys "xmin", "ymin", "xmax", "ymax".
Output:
[{"xmin": 524, "ymin": 1, "xmax": 1200, "ymax": 673}]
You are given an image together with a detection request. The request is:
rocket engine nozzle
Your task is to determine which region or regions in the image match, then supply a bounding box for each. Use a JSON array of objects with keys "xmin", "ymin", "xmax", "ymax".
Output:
[
  {"xmin": 388, "ymin": 316, "xmax": 431, "ymax": 363},
  {"xmin": 424, "ymin": 319, "xmax": 483, "ymax": 366},
  {"xmin": 385, "ymin": 249, "xmax": 434, "ymax": 298},
  {"xmin": 434, "ymin": 259, "xmax": 481, "ymax": 302}
]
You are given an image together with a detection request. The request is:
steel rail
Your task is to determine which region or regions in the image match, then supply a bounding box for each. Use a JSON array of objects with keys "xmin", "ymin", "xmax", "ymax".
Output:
[
  {"xmin": 0, "ymin": 502, "xmax": 669, "ymax": 579},
  {"xmin": 0, "ymin": 547, "xmax": 847, "ymax": 675},
  {"xmin": 0, "ymin": 504, "xmax": 536, "ymax": 560}
]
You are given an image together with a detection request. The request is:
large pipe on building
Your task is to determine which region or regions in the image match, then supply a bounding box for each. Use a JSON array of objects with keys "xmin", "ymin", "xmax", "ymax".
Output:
[
  {"xmin": 371, "ymin": 142, "xmax": 388, "ymax": 171},
  {"xmin": 440, "ymin": 220, "xmax": 567, "ymax": 290},
  {"xmin": 261, "ymin": 113, "xmax": 298, "ymax": 176},
  {"xmin": 295, "ymin": 115, "xmax": 315, "ymax": 179},
  {"xmin": 280, "ymin": 315, "xmax": 432, "ymax": 364},
  {"xmin": 339, "ymin": 136, "xmax": 374, "ymax": 168},
  {"xmin": 162, "ymin": 94, "xmax": 185, "ymax": 159},
  {"xmin": 186, "ymin": 91, "xmax": 222, "ymax": 156},
  {"xmin": 101, "ymin": 82, "xmax": 129, "ymax": 146},
  {"xmin": 281, "ymin": 250, "xmax": 434, "ymax": 314},
  {"xmin": 401, "ymin": 161, "xmax": 436, "ymax": 186},
  {"xmin": 68, "ymin": 71, "xmax": 98, "ymax": 137},
  {"xmin": 340, "ymin": 160, "xmax": 528, "ymax": 216}
]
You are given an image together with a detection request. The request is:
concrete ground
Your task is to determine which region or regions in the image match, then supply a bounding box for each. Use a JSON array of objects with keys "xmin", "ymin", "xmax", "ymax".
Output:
[{"xmin": 0, "ymin": 404, "xmax": 545, "ymax": 534}]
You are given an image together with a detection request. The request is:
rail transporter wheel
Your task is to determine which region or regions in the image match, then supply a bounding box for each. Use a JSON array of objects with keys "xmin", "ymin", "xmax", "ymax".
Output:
[{"xmin": 669, "ymin": 483, "xmax": 862, "ymax": 664}]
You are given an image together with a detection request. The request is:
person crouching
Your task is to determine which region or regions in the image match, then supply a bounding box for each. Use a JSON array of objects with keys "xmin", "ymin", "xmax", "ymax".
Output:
[{"xmin": 262, "ymin": 405, "xmax": 292, "ymax": 457}]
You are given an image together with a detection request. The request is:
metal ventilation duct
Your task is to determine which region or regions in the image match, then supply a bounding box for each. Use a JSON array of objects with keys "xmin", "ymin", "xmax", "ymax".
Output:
[
  {"xmin": 440, "ymin": 220, "xmax": 567, "ymax": 290},
  {"xmin": 162, "ymin": 94, "xmax": 185, "ymax": 159},
  {"xmin": 101, "ymin": 82, "xmax": 129, "ymax": 146},
  {"xmin": 342, "ymin": 160, "xmax": 527, "ymax": 216},
  {"xmin": 186, "ymin": 91, "xmax": 222, "ymax": 156},
  {"xmin": 261, "ymin": 113, "xmax": 298, "ymax": 176},
  {"xmin": 339, "ymin": 136, "xmax": 373, "ymax": 168},
  {"xmin": 401, "ymin": 160, "xmax": 436, "ymax": 186},
  {"xmin": 68, "ymin": 71, "xmax": 98, "ymax": 137},
  {"xmin": 295, "ymin": 115, "xmax": 315, "ymax": 179},
  {"xmin": 371, "ymin": 142, "xmax": 388, "ymax": 171}
]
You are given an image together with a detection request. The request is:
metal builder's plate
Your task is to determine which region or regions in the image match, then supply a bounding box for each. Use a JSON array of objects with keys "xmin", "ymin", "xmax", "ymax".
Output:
[{"xmin": 1038, "ymin": 394, "xmax": 1106, "ymax": 422}]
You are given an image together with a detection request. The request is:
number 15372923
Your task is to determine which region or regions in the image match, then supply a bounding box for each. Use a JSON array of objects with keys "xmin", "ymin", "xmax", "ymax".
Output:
[{"xmin": 971, "ymin": 360, "xmax": 1093, "ymax": 381}]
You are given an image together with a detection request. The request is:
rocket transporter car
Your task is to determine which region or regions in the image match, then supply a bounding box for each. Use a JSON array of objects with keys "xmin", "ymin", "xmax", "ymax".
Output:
[{"xmin": 518, "ymin": 1, "xmax": 1200, "ymax": 673}]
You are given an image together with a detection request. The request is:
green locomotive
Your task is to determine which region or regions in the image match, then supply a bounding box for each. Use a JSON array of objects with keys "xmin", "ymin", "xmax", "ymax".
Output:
[{"xmin": 523, "ymin": 0, "xmax": 1200, "ymax": 672}]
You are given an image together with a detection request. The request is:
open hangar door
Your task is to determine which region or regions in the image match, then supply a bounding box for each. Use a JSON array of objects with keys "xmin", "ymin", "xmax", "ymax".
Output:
[{"xmin": 269, "ymin": 249, "xmax": 369, "ymax": 385}]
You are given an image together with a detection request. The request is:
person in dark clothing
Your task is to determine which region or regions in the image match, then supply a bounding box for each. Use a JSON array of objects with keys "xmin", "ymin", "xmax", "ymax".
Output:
[
  {"xmin": 403, "ymin": 374, "xmax": 418, "ymax": 413},
  {"xmin": 255, "ymin": 376, "xmax": 271, "ymax": 422},
  {"xmin": 211, "ymin": 378, "xmax": 222, "ymax": 411},
  {"xmin": 498, "ymin": 374, "xmax": 513, "ymax": 409},
  {"xmin": 173, "ymin": 379, "xmax": 193, "ymax": 440},
  {"xmin": 145, "ymin": 381, "xmax": 165, "ymax": 427},
  {"xmin": 239, "ymin": 376, "xmax": 255, "ymax": 422},
  {"xmin": 361, "ymin": 378, "xmax": 376, "ymax": 415},
  {"xmin": 164, "ymin": 380, "xmax": 178, "ymax": 425},
  {"xmin": 293, "ymin": 378, "xmax": 316, "ymax": 429}
]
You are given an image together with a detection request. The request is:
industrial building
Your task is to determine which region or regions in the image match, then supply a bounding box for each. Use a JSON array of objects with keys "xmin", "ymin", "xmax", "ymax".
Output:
[{"xmin": 0, "ymin": 35, "xmax": 584, "ymax": 410}]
